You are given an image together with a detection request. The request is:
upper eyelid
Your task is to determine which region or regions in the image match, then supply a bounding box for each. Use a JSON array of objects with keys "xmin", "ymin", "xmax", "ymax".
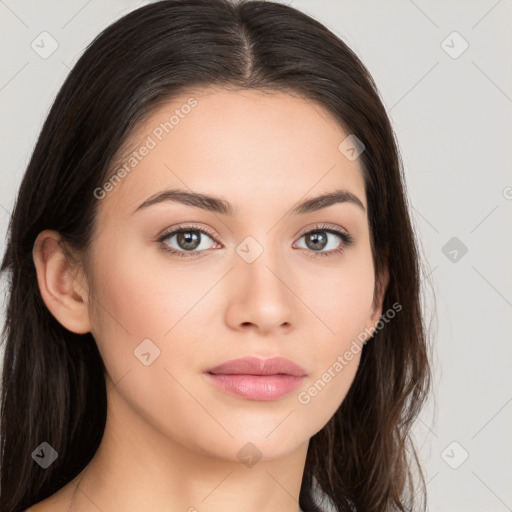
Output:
[
  {"xmin": 158, "ymin": 223, "xmax": 350, "ymax": 251},
  {"xmin": 158, "ymin": 224, "xmax": 218, "ymax": 243},
  {"xmin": 158, "ymin": 223, "xmax": 349, "ymax": 242}
]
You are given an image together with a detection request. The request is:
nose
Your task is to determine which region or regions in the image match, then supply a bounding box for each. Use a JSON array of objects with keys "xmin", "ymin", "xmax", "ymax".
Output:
[{"xmin": 224, "ymin": 248, "xmax": 297, "ymax": 336}]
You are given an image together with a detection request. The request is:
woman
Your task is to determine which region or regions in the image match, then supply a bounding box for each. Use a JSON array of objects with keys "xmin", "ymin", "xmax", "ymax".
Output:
[{"xmin": 0, "ymin": 0, "xmax": 432, "ymax": 511}]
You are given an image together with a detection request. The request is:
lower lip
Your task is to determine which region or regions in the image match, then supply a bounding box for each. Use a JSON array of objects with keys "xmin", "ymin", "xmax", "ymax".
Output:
[{"xmin": 204, "ymin": 373, "xmax": 306, "ymax": 401}]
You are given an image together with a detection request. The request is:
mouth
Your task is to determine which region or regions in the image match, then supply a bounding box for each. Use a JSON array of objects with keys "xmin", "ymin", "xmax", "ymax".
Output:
[{"xmin": 204, "ymin": 356, "xmax": 307, "ymax": 401}]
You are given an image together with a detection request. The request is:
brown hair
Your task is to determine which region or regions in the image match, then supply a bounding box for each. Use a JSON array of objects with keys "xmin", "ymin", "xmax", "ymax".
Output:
[{"xmin": 0, "ymin": 1, "xmax": 433, "ymax": 510}]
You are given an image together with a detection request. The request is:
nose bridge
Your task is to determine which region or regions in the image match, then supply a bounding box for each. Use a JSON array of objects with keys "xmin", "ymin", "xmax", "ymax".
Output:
[
  {"xmin": 235, "ymin": 228, "xmax": 288, "ymax": 294},
  {"xmin": 228, "ymin": 227, "xmax": 297, "ymax": 330}
]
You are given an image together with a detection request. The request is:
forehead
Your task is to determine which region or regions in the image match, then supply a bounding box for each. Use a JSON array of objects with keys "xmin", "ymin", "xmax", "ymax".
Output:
[{"xmin": 99, "ymin": 87, "xmax": 367, "ymax": 219}]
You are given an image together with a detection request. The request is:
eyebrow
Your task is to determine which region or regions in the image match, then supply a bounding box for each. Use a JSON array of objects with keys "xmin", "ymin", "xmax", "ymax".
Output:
[{"xmin": 132, "ymin": 188, "xmax": 366, "ymax": 216}]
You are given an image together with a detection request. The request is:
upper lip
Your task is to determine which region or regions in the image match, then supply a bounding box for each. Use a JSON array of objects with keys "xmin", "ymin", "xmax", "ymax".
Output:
[{"xmin": 207, "ymin": 356, "xmax": 307, "ymax": 377}]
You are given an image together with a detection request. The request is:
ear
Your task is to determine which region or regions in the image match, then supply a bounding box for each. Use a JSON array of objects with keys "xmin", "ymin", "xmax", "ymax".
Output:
[
  {"xmin": 365, "ymin": 263, "xmax": 390, "ymax": 337},
  {"xmin": 32, "ymin": 230, "xmax": 91, "ymax": 334}
]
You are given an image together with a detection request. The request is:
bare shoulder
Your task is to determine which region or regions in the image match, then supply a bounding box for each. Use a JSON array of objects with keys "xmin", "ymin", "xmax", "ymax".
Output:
[
  {"xmin": 24, "ymin": 482, "xmax": 76, "ymax": 512},
  {"xmin": 24, "ymin": 465, "xmax": 92, "ymax": 512}
]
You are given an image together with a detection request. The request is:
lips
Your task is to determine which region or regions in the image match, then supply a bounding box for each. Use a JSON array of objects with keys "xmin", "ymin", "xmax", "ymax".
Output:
[
  {"xmin": 206, "ymin": 356, "xmax": 307, "ymax": 377},
  {"xmin": 204, "ymin": 356, "xmax": 307, "ymax": 401}
]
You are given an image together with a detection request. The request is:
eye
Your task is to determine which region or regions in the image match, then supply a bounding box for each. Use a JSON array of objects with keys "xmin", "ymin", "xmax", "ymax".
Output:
[
  {"xmin": 157, "ymin": 224, "xmax": 219, "ymax": 258},
  {"xmin": 294, "ymin": 224, "xmax": 354, "ymax": 257}
]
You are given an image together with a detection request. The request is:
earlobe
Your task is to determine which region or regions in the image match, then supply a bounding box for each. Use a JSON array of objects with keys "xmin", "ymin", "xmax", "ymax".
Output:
[{"xmin": 32, "ymin": 230, "xmax": 91, "ymax": 334}]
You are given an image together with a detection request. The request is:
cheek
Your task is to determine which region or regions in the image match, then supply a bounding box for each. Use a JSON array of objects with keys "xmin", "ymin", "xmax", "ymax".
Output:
[
  {"xmin": 293, "ymin": 257, "xmax": 374, "ymax": 422},
  {"xmin": 295, "ymin": 280, "xmax": 369, "ymax": 432},
  {"xmin": 297, "ymin": 349, "xmax": 361, "ymax": 433},
  {"xmin": 89, "ymin": 237, "xmax": 180, "ymax": 338},
  {"xmin": 87, "ymin": 239, "xmax": 213, "ymax": 377},
  {"xmin": 86, "ymin": 239, "xmax": 162, "ymax": 376},
  {"xmin": 305, "ymin": 255, "xmax": 376, "ymax": 345}
]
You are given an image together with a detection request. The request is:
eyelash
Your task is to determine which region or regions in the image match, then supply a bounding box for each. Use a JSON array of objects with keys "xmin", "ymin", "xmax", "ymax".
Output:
[{"xmin": 156, "ymin": 223, "xmax": 354, "ymax": 259}]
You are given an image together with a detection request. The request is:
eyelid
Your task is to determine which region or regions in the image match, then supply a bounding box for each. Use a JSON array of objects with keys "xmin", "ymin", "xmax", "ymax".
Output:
[
  {"xmin": 157, "ymin": 223, "xmax": 219, "ymax": 244},
  {"xmin": 296, "ymin": 222, "xmax": 350, "ymax": 239}
]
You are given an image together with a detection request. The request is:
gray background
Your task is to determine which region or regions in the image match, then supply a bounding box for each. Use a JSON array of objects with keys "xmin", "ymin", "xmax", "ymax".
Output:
[{"xmin": 1, "ymin": 1, "xmax": 511, "ymax": 511}]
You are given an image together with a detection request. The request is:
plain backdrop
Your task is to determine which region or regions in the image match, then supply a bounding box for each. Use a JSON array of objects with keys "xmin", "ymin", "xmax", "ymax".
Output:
[{"xmin": 1, "ymin": 1, "xmax": 511, "ymax": 511}]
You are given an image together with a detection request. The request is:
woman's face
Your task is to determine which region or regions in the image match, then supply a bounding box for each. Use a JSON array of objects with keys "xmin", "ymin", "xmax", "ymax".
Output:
[{"xmin": 84, "ymin": 88, "xmax": 385, "ymax": 462}]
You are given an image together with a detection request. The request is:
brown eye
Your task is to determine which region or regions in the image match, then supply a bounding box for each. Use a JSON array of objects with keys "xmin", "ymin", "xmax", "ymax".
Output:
[
  {"xmin": 175, "ymin": 230, "xmax": 202, "ymax": 251},
  {"xmin": 304, "ymin": 230, "xmax": 329, "ymax": 251},
  {"xmin": 294, "ymin": 225, "xmax": 354, "ymax": 257},
  {"xmin": 158, "ymin": 225, "xmax": 218, "ymax": 258}
]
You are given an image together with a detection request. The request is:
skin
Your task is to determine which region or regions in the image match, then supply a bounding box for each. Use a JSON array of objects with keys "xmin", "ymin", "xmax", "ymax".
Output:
[{"xmin": 29, "ymin": 88, "xmax": 388, "ymax": 512}]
